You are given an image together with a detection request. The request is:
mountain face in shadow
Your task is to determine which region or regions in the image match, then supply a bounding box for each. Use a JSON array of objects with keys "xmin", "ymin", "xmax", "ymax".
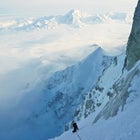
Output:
[{"xmin": 126, "ymin": 0, "xmax": 140, "ymax": 70}]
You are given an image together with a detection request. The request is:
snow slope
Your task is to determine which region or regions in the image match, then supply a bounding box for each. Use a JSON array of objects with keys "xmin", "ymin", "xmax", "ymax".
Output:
[
  {"xmin": 50, "ymin": 62, "xmax": 140, "ymax": 140},
  {"xmin": 51, "ymin": 66, "xmax": 140, "ymax": 140}
]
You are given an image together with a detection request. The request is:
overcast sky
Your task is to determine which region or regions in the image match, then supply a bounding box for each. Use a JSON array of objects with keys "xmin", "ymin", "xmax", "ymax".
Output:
[{"xmin": 0, "ymin": 0, "xmax": 138, "ymax": 17}]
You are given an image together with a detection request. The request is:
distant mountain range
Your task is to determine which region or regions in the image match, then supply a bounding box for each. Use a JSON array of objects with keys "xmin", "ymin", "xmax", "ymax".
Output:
[{"xmin": 0, "ymin": 9, "xmax": 132, "ymax": 31}]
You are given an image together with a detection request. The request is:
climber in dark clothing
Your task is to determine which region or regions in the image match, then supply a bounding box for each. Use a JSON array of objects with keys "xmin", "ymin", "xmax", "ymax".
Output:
[{"xmin": 72, "ymin": 122, "xmax": 79, "ymax": 133}]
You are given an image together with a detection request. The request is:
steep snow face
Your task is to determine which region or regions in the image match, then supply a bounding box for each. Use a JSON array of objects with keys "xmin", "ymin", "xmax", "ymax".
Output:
[
  {"xmin": 74, "ymin": 54, "xmax": 126, "ymax": 122},
  {"xmin": 93, "ymin": 61, "xmax": 140, "ymax": 123},
  {"xmin": 57, "ymin": 52, "xmax": 126, "ymax": 131},
  {"xmin": 47, "ymin": 48, "xmax": 140, "ymax": 140},
  {"xmin": 126, "ymin": 0, "xmax": 140, "ymax": 69},
  {"xmin": 50, "ymin": 63, "xmax": 140, "ymax": 140}
]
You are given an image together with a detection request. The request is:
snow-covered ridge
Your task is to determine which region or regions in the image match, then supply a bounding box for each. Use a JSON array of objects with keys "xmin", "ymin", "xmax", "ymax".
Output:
[{"xmin": 0, "ymin": 9, "xmax": 132, "ymax": 31}]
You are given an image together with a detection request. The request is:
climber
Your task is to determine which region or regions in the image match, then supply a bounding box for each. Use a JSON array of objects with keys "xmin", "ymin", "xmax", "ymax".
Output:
[{"xmin": 72, "ymin": 121, "xmax": 79, "ymax": 133}]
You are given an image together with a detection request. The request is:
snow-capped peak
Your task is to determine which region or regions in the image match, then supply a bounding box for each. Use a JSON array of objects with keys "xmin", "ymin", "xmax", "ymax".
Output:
[
  {"xmin": 65, "ymin": 9, "xmax": 85, "ymax": 19},
  {"xmin": 56, "ymin": 9, "xmax": 86, "ymax": 27}
]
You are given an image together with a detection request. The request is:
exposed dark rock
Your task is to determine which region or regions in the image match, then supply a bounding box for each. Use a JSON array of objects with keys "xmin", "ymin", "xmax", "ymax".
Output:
[{"xmin": 126, "ymin": 0, "xmax": 140, "ymax": 69}]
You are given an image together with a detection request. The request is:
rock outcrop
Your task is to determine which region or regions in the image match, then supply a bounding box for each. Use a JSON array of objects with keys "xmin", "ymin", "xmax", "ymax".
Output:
[{"xmin": 126, "ymin": 0, "xmax": 140, "ymax": 69}]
